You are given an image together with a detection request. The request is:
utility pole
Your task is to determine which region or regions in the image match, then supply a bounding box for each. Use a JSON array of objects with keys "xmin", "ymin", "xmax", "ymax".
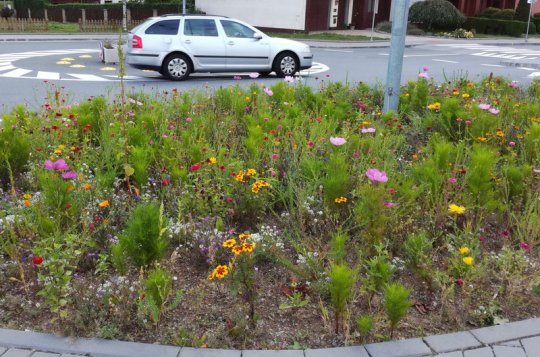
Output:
[
  {"xmin": 122, "ymin": 0, "xmax": 127, "ymax": 32},
  {"xmin": 383, "ymin": 0, "xmax": 410, "ymax": 112},
  {"xmin": 182, "ymin": 0, "xmax": 186, "ymax": 15},
  {"xmin": 525, "ymin": 0, "xmax": 536, "ymax": 43}
]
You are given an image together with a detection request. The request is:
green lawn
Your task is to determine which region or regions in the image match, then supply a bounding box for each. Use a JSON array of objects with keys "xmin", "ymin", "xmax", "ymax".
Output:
[{"xmin": 47, "ymin": 21, "xmax": 80, "ymax": 32}]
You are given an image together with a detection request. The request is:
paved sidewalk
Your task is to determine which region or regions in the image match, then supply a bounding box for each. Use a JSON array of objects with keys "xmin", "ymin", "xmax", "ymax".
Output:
[{"xmin": 1, "ymin": 318, "xmax": 540, "ymax": 357}]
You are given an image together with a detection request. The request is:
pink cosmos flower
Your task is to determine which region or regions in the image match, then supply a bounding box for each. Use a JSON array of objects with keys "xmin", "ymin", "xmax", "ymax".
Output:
[
  {"xmin": 509, "ymin": 141, "xmax": 516, "ymax": 147},
  {"xmin": 329, "ymin": 137, "xmax": 347, "ymax": 146},
  {"xmin": 44, "ymin": 159, "xmax": 69, "ymax": 171},
  {"xmin": 233, "ymin": 75, "xmax": 242, "ymax": 80},
  {"xmin": 284, "ymin": 76, "xmax": 295, "ymax": 84},
  {"xmin": 478, "ymin": 103, "xmax": 491, "ymax": 110},
  {"xmin": 263, "ymin": 87, "xmax": 273, "ymax": 97},
  {"xmin": 366, "ymin": 168, "xmax": 388, "ymax": 183},
  {"xmin": 448, "ymin": 177, "xmax": 457, "ymax": 184},
  {"xmin": 383, "ymin": 201, "xmax": 395, "ymax": 207},
  {"xmin": 423, "ymin": 66, "xmax": 429, "ymax": 72},
  {"xmin": 488, "ymin": 108, "xmax": 500, "ymax": 115},
  {"xmin": 61, "ymin": 171, "xmax": 78, "ymax": 180},
  {"xmin": 249, "ymin": 73, "xmax": 259, "ymax": 79},
  {"xmin": 271, "ymin": 153, "xmax": 280, "ymax": 159},
  {"xmin": 508, "ymin": 81, "xmax": 518, "ymax": 88},
  {"xmin": 361, "ymin": 127, "xmax": 376, "ymax": 134},
  {"xmin": 418, "ymin": 72, "xmax": 429, "ymax": 79}
]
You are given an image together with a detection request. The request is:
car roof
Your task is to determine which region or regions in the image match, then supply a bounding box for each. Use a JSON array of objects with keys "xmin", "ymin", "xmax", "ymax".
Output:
[{"xmin": 156, "ymin": 14, "xmax": 229, "ymax": 19}]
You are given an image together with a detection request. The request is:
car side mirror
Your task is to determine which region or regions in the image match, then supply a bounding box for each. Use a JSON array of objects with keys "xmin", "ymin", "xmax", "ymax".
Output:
[{"xmin": 253, "ymin": 33, "xmax": 263, "ymax": 40}]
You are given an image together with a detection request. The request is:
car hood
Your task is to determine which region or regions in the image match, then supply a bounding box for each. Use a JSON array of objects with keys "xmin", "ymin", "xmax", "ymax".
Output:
[{"xmin": 268, "ymin": 37, "xmax": 311, "ymax": 51}]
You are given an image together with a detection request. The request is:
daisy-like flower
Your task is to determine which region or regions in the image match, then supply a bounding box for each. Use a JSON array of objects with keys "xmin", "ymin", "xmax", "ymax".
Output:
[
  {"xmin": 448, "ymin": 204, "xmax": 466, "ymax": 215},
  {"xmin": 329, "ymin": 137, "xmax": 347, "ymax": 146},
  {"xmin": 213, "ymin": 265, "xmax": 229, "ymax": 279},
  {"xmin": 462, "ymin": 256, "xmax": 474, "ymax": 266},
  {"xmin": 242, "ymin": 242, "xmax": 256, "ymax": 253},
  {"xmin": 238, "ymin": 233, "xmax": 252, "ymax": 242},
  {"xmin": 232, "ymin": 245, "xmax": 244, "ymax": 255},
  {"xmin": 222, "ymin": 239, "xmax": 236, "ymax": 248},
  {"xmin": 458, "ymin": 246, "xmax": 470, "ymax": 255}
]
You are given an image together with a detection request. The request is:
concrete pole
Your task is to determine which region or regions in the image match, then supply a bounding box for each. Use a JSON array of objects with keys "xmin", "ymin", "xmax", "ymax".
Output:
[
  {"xmin": 525, "ymin": 1, "xmax": 533, "ymax": 43},
  {"xmin": 383, "ymin": 0, "xmax": 410, "ymax": 113},
  {"xmin": 122, "ymin": 0, "xmax": 127, "ymax": 31},
  {"xmin": 182, "ymin": 0, "xmax": 186, "ymax": 15}
]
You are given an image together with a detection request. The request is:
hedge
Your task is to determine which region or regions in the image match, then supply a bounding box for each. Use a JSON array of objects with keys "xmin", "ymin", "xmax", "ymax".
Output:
[{"xmin": 465, "ymin": 17, "xmax": 534, "ymax": 37}]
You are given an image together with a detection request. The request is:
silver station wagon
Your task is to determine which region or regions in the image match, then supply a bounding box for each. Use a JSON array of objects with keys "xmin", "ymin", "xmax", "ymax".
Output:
[{"xmin": 126, "ymin": 14, "xmax": 314, "ymax": 80}]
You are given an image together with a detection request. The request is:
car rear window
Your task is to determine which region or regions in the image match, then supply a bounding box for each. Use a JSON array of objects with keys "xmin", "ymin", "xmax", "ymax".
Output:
[
  {"xmin": 145, "ymin": 20, "xmax": 180, "ymax": 35},
  {"xmin": 183, "ymin": 19, "xmax": 218, "ymax": 37}
]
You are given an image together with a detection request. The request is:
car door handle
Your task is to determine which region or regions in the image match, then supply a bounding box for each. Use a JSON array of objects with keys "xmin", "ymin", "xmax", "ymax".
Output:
[
  {"xmin": 184, "ymin": 40, "xmax": 192, "ymax": 44},
  {"xmin": 228, "ymin": 41, "xmax": 235, "ymax": 45}
]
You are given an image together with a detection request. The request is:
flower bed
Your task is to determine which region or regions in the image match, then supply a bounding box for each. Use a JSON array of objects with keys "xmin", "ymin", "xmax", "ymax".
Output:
[{"xmin": 1, "ymin": 74, "xmax": 540, "ymax": 348}]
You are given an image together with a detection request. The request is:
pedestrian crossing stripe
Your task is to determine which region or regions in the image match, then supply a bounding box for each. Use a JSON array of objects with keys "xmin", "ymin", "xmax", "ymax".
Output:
[
  {"xmin": 529, "ymin": 72, "xmax": 540, "ymax": 77},
  {"xmin": 436, "ymin": 44, "xmax": 540, "ymax": 60}
]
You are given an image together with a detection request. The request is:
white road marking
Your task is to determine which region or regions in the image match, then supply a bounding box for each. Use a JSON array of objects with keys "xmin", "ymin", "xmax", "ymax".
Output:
[
  {"xmin": 0, "ymin": 65, "xmax": 16, "ymax": 72},
  {"xmin": 481, "ymin": 64, "xmax": 504, "ymax": 67},
  {"xmin": 299, "ymin": 62, "xmax": 329, "ymax": 75},
  {"xmin": 67, "ymin": 73, "xmax": 108, "ymax": 81},
  {"xmin": 517, "ymin": 67, "xmax": 536, "ymax": 71},
  {"xmin": 432, "ymin": 59, "xmax": 459, "ymax": 63},
  {"xmin": 528, "ymin": 72, "xmax": 540, "ymax": 77},
  {"xmin": 403, "ymin": 53, "xmax": 459, "ymax": 57},
  {"xmin": 1, "ymin": 68, "xmax": 32, "ymax": 77},
  {"xmin": 37, "ymin": 71, "xmax": 61, "ymax": 80},
  {"xmin": 323, "ymin": 49, "xmax": 353, "ymax": 53}
]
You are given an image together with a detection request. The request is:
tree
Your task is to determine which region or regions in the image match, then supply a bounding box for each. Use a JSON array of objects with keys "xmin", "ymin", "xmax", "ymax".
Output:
[
  {"xmin": 515, "ymin": 0, "xmax": 531, "ymax": 22},
  {"xmin": 408, "ymin": 0, "xmax": 466, "ymax": 31}
]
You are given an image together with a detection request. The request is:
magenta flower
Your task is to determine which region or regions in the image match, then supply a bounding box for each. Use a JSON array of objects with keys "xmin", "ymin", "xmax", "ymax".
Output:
[
  {"xmin": 520, "ymin": 242, "xmax": 530, "ymax": 251},
  {"xmin": 329, "ymin": 137, "xmax": 347, "ymax": 146},
  {"xmin": 366, "ymin": 168, "xmax": 388, "ymax": 183},
  {"xmin": 478, "ymin": 103, "xmax": 491, "ymax": 110},
  {"xmin": 488, "ymin": 108, "xmax": 500, "ymax": 115},
  {"xmin": 263, "ymin": 87, "xmax": 273, "ymax": 97},
  {"xmin": 361, "ymin": 127, "xmax": 376, "ymax": 134},
  {"xmin": 418, "ymin": 72, "xmax": 429, "ymax": 79},
  {"xmin": 62, "ymin": 171, "xmax": 78, "ymax": 180},
  {"xmin": 383, "ymin": 201, "xmax": 395, "ymax": 207},
  {"xmin": 44, "ymin": 159, "xmax": 69, "ymax": 171},
  {"xmin": 233, "ymin": 75, "xmax": 242, "ymax": 80},
  {"xmin": 249, "ymin": 73, "xmax": 259, "ymax": 79}
]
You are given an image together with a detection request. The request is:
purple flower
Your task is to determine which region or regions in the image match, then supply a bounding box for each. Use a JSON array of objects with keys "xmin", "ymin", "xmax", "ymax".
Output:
[
  {"xmin": 329, "ymin": 137, "xmax": 347, "ymax": 146},
  {"xmin": 488, "ymin": 108, "xmax": 500, "ymax": 115},
  {"xmin": 478, "ymin": 103, "xmax": 491, "ymax": 110},
  {"xmin": 44, "ymin": 159, "xmax": 69, "ymax": 171},
  {"xmin": 361, "ymin": 127, "xmax": 376, "ymax": 134},
  {"xmin": 423, "ymin": 66, "xmax": 429, "ymax": 72},
  {"xmin": 61, "ymin": 171, "xmax": 78, "ymax": 180},
  {"xmin": 233, "ymin": 75, "xmax": 242, "ymax": 80},
  {"xmin": 263, "ymin": 87, "xmax": 273, "ymax": 97},
  {"xmin": 366, "ymin": 168, "xmax": 388, "ymax": 183},
  {"xmin": 508, "ymin": 81, "xmax": 519, "ymax": 88}
]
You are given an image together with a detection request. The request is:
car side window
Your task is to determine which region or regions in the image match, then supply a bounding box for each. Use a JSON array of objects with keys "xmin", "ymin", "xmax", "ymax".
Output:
[
  {"xmin": 144, "ymin": 20, "xmax": 180, "ymax": 35},
  {"xmin": 183, "ymin": 19, "xmax": 219, "ymax": 37},
  {"xmin": 220, "ymin": 20, "xmax": 255, "ymax": 38}
]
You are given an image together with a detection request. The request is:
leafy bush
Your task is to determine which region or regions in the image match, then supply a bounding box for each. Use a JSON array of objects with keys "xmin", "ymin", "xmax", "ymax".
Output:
[
  {"xmin": 481, "ymin": 7, "xmax": 501, "ymax": 18},
  {"xmin": 408, "ymin": 0, "xmax": 466, "ymax": 31},
  {"xmin": 515, "ymin": 0, "xmax": 531, "ymax": 22},
  {"xmin": 465, "ymin": 17, "xmax": 531, "ymax": 37},
  {"xmin": 141, "ymin": 268, "xmax": 173, "ymax": 324},
  {"xmin": 328, "ymin": 263, "xmax": 357, "ymax": 333},
  {"xmin": 0, "ymin": 111, "xmax": 31, "ymax": 182},
  {"xmin": 494, "ymin": 9, "xmax": 516, "ymax": 20},
  {"xmin": 384, "ymin": 283, "xmax": 413, "ymax": 337},
  {"xmin": 116, "ymin": 202, "xmax": 168, "ymax": 267}
]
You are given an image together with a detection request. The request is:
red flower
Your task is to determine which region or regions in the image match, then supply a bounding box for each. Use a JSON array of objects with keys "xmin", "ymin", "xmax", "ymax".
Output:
[
  {"xmin": 33, "ymin": 256, "xmax": 43, "ymax": 265},
  {"xmin": 219, "ymin": 165, "xmax": 226, "ymax": 171},
  {"xmin": 456, "ymin": 277, "xmax": 463, "ymax": 286},
  {"xmin": 65, "ymin": 203, "xmax": 71, "ymax": 209},
  {"xmin": 191, "ymin": 163, "xmax": 201, "ymax": 171}
]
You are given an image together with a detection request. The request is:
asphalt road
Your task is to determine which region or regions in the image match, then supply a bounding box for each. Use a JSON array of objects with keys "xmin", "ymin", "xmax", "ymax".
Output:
[{"xmin": 1, "ymin": 40, "xmax": 539, "ymax": 114}]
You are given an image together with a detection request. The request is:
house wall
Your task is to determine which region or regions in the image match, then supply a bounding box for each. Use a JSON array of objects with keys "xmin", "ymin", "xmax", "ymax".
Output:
[{"xmin": 195, "ymin": 0, "xmax": 307, "ymax": 31}]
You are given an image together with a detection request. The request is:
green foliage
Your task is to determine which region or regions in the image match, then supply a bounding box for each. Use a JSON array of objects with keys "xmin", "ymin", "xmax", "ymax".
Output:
[
  {"xmin": 117, "ymin": 202, "xmax": 168, "ymax": 267},
  {"xmin": 323, "ymin": 153, "xmax": 350, "ymax": 209},
  {"xmin": 494, "ymin": 9, "xmax": 516, "ymax": 20},
  {"xmin": 384, "ymin": 283, "xmax": 413, "ymax": 337},
  {"xmin": 328, "ymin": 263, "xmax": 357, "ymax": 333},
  {"xmin": 403, "ymin": 231, "xmax": 432, "ymax": 270},
  {"xmin": 481, "ymin": 7, "xmax": 501, "ymax": 18},
  {"xmin": 465, "ymin": 17, "xmax": 530, "ymax": 37},
  {"xmin": 515, "ymin": 0, "xmax": 531, "ymax": 22},
  {"xmin": 408, "ymin": 0, "xmax": 466, "ymax": 30},
  {"xmin": 329, "ymin": 230, "xmax": 348, "ymax": 264},
  {"xmin": 363, "ymin": 246, "xmax": 394, "ymax": 295},
  {"xmin": 465, "ymin": 146, "xmax": 498, "ymax": 207},
  {"xmin": 142, "ymin": 267, "xmax": 173, "ymax": 324},
  {"xmin": 356, "ymin": 315, "xmax": 374, "ymax": 341},
  {"xmin": 0, "ymin": 112, "xmax": 31, "ymax": 181}
]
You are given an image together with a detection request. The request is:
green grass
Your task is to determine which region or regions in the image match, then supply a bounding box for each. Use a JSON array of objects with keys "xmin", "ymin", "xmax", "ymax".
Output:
[
  {"xmin": 47, "ymin": 21, "xmax": 80, "ymax": 32},
  {"xmin": 268, "ymin": 32, "xmax": 383, "ymax": 41}
]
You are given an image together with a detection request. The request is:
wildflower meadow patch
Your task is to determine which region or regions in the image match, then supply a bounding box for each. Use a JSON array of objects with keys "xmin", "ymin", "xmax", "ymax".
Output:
[{"xmin": 1, "ymin": 74, "xmax": 540, "ymax": 348}]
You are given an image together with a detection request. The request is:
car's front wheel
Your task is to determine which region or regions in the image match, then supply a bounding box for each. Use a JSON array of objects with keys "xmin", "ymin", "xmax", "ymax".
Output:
[
  {"xmin": 273, "ymin": 52, "xmax": 299, "ymax": 78},
  {"xmin": 163, "ymin": 54, "xmax": 191, "ymax": 81}
]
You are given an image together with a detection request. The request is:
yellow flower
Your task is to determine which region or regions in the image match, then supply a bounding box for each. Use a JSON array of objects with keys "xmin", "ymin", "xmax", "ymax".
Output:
[
  {"xmin": 462, "ymin": 93, "xmax": 470, "ymax": 98},
  {"xmin": 448, "ymin": 204, "xmax": 466, "ymax": 215},
  {"xmin": 467, "ymin": 82, "xmax": 475, "ymax": 88},
  {"xmin": 452, "ymin": 90, "xmax": 459, "ymax": 96},
  {"xmin": 207, "ymin": 271, "xmax": 215, "ymax": 281},
  {"xmin": 239, "ymin": 233, "xmax": 251, "ymax": 242},
  {"xmin": 458, "ymin": 246, "xmax": 470, "ymax": 255},
  {"xmin": 334, "ymin": 196, "xmax": 347, "ymax": 203},
  {"xmin": 222, "ymin": 239, "xmax": 236, "ymax": 248},
  {"xmin": 477, "ymin": 137, "xmax": 487, "ymax": 142},
  {"xmin": 246, "ymin": 168, "xmax": 256, "ymax": 176},
  {"xmin": 231, "ymin": 245, "xmax": 244, "ymax": 255},
  {"xmin": 208, "ymin": 157, "xmax": 217, "ymax": 164},
  {"xmin": 23, "ymin": 193, "xmax": 32, "ymax": 200},
  {"xmin": 463, "ymin": 256, "xmax": 474, "ymax": 266},
  {"xmin": 54, "ymin": 149, "xmax": 63, "ymax": 155},
  {"xmin": 242, "ymin": 242, "xmax": 255, "ymax": 253},
  {"xmin": 213, "ymin": 265, "xmax": 229, "ymax": 279},
  {"xmin": 427, "ymin": 102, "xmax": 441, "ymax": 111},
  {"xmin": 57, "ymin": 145, "xmax": 65, "ymax": 149}
]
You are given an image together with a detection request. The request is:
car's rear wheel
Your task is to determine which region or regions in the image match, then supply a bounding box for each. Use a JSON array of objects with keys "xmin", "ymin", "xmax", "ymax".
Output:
[
  {"xmin": 163, "ymin": 54, "xmax": 191, "ymax": 81},
  {"xmin": 273, "ymin": 52, "xmax": 298, "ymax": 77}
]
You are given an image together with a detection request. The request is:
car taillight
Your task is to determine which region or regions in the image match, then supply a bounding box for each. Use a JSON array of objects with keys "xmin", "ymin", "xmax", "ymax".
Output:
[{"xmin": 132, "ymin": 35, "xmax": 142, "ymax": 49}]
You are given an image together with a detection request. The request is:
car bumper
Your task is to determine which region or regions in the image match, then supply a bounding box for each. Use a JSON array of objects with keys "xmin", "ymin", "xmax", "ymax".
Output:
[
  {"xmin": 126, "ymin": 52, "xmax": 163, "ymax": 69},
  {"xmin": 299, "ymin": 51, "xmax": 313, "ymax": 70}
]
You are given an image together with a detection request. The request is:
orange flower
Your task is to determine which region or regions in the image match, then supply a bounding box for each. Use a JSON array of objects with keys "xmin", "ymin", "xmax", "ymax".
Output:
[
  {"xmin": 83, "ymin": 183, "xmax": 93, "ymax": 190},
  {"xmin": 242, "ymin": 242, "xmax": 255, "ymax": 253},
  {"xmin": 98, "ymin": 200, "xmax": 110, "ymax": 207},
  {"xmin": 232, "ymin": 245, "xmax": 243, "ymax": 255},
  {"xmin": 238, "ymin": 233, "xmax": 251, "ymax": 242},
  {"xmin": 23, "ymin": 199, "xmax": 30, "ymax": 207}
]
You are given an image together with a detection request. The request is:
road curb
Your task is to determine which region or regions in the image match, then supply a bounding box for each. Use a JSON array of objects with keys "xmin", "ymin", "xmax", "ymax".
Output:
[{"xmin": 1, "ymin": 318, "xmax": 540, "ymax": 357}]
